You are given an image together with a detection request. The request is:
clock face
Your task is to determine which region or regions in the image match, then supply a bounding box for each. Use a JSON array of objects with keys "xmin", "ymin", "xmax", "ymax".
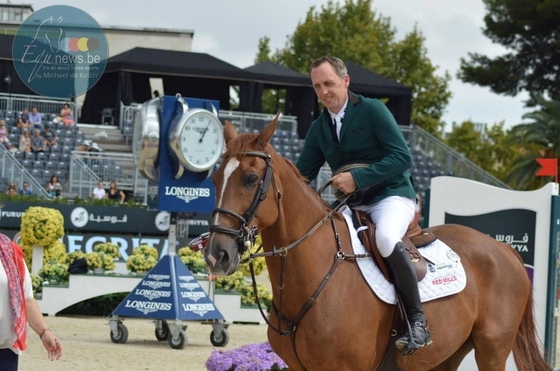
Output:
[{"xmin": 177, "ymin": 109, "xmax": 224, "ymax": 172}]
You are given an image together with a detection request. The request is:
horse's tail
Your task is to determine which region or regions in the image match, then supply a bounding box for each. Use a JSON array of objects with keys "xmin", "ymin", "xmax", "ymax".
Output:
[{"xmin": 512, "ymin": 289, "xmax": 553, "ymax": 371}]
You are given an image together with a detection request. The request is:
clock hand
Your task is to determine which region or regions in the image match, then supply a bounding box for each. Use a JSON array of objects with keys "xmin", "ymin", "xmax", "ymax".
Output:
[{"xmin": 199, "ymin": 122, "xmax": 211, "ymax": 143}]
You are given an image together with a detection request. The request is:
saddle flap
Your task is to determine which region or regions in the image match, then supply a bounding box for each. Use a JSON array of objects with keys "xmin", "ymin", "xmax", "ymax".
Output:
[{"xmin": 353, "ymin": 210, "xmax": 435, "ymax": 282}]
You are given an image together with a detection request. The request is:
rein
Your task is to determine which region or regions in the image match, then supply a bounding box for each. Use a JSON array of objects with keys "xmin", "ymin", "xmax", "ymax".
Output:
[{"xmin": 209, "ymin": 150, "xmax": 370, "ymax": 370}]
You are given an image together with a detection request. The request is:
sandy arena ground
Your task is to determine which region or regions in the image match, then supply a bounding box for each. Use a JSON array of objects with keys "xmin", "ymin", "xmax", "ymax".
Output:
[
  {"xmin": 17, "ymin": 315, "xmax": 560, "ymax": 370},
  {"xmin": 19, "ymin": 316, "xmax": 269, "ymax": 371}
]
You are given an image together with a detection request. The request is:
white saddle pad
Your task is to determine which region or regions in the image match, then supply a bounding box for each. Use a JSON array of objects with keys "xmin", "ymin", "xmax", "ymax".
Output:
[{"xmin": 340, "ymin": 206, "xmax": 467, "ymax": 305}]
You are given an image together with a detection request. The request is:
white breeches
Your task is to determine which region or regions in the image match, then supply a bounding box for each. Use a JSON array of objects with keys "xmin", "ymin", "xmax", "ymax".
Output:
[{"xmin": 356, "ymin": 196, "xmax": 416, "ymax": 258}]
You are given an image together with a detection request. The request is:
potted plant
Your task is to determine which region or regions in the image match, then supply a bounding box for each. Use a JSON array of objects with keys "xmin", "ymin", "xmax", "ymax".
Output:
[
  {"xmin": 38, "ymin": 260, "xmax": 69, "ymax": 285},
  {"xmin": 85, "ymin": 251, "xmax": 116, "ymax": 273},
  {"xmin": 178, "ymin": 246, "xmax": 208, "ymax": 275},
  {"xmin": 126, "ymin": 245, "xmax": 158, "ymax": 274},
  {"xmin": 93, "ymin": 242, "xmax": 122, "ymax": 259}
]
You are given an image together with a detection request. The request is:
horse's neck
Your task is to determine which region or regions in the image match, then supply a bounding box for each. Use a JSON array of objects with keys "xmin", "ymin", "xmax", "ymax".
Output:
[{"xmin": 262, "ymin": 169, "xmax": 340, "ymax": 304}]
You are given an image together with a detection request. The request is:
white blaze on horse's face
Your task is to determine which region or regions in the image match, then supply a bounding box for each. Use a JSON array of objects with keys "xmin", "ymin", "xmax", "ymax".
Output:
[{"xmin": 213, "ymin": 157, "xmax": 240, "ymax": 225}]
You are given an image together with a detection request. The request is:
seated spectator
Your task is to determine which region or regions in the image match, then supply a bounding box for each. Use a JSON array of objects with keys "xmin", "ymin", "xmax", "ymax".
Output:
[
  {"xmin": 19, "ymin": 181, "xmax": 32, "ymax": 195},
  {"xmin": 76, "ymin": 139, "xmax": 91, "ymax": 152},
  {"xmin": 30, "ymin": 128, "xmax": 45, "ymax": 157},
  {"xmin": 59, "ymin": 103, "xmax": 75, "ymax": 128},
  {"xmin": 19, "ymin": 129, "xmax": 32, "ymax": 155},
  {"xmin": 17, "ymin": 108, "xmax": 31, "ymax": 132},
  {"xmin": 92, "ymin": 181, "xmax": 106, "ymax": 200},
  {"xmin": 5, "ymin": 182, "xmax": 17, "ymax": 195},
  {"xmin": 89, "ymin": 142, "xmax": 102, "ymax": 153},
  {"xmin": 46, "ymin": 175, "xmax": 63, "ymax": 198},
  {"xmin": 28, "ymin": 106, "xmax": 43, "ymax": 132},
  {"xmin": 0, "ymin": 120, "xmax": 16, "ymax": 152},
  {"xmin": 42, "ymin": 125, "xmax": 58, "ymax": 148},
  {"xmin": 105, "ymin": 180, "xmax": 125, "ymax": 204}
]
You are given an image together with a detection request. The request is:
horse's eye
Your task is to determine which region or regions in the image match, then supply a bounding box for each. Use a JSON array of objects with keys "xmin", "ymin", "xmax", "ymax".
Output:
[{"xmin": 244, "ymin": 173, "xmax": 259, "ymax": 187}]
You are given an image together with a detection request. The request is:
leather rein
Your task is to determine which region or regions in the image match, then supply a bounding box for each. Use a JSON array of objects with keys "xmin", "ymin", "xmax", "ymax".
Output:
[{"xmin": 209, "ymin": 150, "xmax": 370, "ymax": 370}]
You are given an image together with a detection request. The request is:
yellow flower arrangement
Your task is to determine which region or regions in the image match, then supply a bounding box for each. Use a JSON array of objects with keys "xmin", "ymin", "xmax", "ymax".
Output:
[
  {"xmin": 31, "ymin": 273, "xmax": 43, "ymax": 294},
  {"xmin": 85, "ymin": 251, "xmax": 116, "ymax": 271},
  {"xmin": 178, "ymin": 246, "xmax": 208, "ymax": 274},
  {"xmin": 38, "ymin": 260, "xmax": 69, "ymax": 284},
  {"xmin": 68, "ymin": 250, "xmax": 86, "ymax": 265},
  {"xmin": 43, "ymin": 241, "xmax": 68, "ymax": 265},
  {"xmin": 20, "ymin": 207, "xmax": 64, "ymax": 248},
  {"xmin": 233, "ymin": 235, "xmax": 267, "ymax": 276},
  {"xmin": 126, "ymin": 244, "xmax": 158, "ymax": 273},
  {"xmin": 93, "ymin": 242, "xmax": 122, "ymax": 259}
]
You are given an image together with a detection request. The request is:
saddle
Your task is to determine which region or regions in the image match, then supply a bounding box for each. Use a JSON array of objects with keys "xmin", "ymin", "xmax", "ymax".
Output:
[{"xmin": 351, "ymin": 210, "xmax": 436, "ymax": 283}]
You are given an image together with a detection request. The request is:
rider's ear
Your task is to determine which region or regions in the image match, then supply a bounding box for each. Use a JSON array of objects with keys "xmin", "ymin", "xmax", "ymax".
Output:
[{"xmin": 224, "ymin": 120, "xmax": 238, "ymax": 145}]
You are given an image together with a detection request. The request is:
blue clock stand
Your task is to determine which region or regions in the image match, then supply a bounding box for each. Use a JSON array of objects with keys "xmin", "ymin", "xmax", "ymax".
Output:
[{"xmin": 109, "ymin": 95, "xmax": 229, "ymax": 349}]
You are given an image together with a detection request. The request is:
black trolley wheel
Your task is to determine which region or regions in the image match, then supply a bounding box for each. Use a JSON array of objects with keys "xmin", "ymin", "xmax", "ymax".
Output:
[
  {"xmin": 110, "ymin": 322, "xmax": 129, "ymax": 344},
  {"xmin": 155, "ymin": 320, "xmax": 170, "ymax": 341},
  {"xmin": 168, "ymin": 330, "xmax": 187, "ymax": 349},
  {"xmin": 210, "ymin": 329, "xmax": 230, "ymax": 347}
]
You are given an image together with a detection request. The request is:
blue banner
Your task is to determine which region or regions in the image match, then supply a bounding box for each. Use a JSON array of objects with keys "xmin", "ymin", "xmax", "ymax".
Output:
[{"xmin": 112, "ymin": 255, "xmax": 223, "ymax": 320}]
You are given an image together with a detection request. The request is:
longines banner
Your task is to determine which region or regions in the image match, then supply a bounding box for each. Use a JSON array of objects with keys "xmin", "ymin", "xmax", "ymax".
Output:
[{"xmin": 0, "ymin": 201, "xmax": 211, "ymax": 236}]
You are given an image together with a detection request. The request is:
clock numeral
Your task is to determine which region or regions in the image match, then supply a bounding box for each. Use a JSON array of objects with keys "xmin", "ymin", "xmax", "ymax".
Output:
[
  {"xmin": 212, "ymin": 128, "xmax": 217, "ymax": 133},
  {"xmin": 211, "ymin": 150, "xmax": 215, "ymax": 155},
  {"xmin": 182, "ymin": 148, "xmax": 188, "ymax": 153},
  {"xmin": 184, "ymin": 126, "xmax": 191, "ymax": 131},
  {"xmin": 214, "ymin": 139, "xmax": 218, "ymax": 144}
]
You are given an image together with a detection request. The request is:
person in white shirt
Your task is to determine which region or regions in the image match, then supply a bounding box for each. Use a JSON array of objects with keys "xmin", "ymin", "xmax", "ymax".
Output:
[
  {"xmin": 0, "ymin": 233, "xmax": 63, "ymax": 370},
  {"xmin": 92, "ymin": 181, "xmax": 106, "ymax": 200}
]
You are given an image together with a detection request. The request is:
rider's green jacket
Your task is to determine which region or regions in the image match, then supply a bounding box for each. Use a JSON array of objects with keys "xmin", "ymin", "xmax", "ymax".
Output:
[{"xmin": 295, "ymin": 91, "xmax": 416, "ymax": 205}]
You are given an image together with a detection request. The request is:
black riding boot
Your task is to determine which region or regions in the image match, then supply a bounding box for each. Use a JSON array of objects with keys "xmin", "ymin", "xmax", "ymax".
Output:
[{"xmin": 384, "ymin": 242, "xmax": 432, "ymax": 354}]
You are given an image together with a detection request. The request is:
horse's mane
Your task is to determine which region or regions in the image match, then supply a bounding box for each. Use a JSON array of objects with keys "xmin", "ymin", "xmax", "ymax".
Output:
[{"xmin": 224, "ymin": 131, "xmax": 331, "ymax": 211}]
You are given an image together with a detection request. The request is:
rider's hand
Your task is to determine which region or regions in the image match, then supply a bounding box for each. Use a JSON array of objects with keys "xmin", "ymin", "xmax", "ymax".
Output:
[{"xmin": 331, "ymin": 172, "xmax": 357, "ymax": 195}]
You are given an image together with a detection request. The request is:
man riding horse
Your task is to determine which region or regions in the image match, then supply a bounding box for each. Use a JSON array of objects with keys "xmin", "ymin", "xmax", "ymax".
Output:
[{"xmin": 295, "ymin": 56, "xmax": 431, "ymax": 352}]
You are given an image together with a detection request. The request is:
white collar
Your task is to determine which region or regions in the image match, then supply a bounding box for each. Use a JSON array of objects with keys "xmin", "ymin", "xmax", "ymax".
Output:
[{"xmin": 328, "ymin": 98, "xmax": 348, "ymax": 121}]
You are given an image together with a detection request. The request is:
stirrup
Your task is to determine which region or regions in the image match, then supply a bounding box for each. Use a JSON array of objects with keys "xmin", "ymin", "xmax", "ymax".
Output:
[{"xmin": 395, "ymin": 321, "xmax": 432, "ymax": 356}]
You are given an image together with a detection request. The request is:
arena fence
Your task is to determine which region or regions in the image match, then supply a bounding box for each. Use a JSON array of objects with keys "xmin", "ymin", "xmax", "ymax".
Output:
[
  {"xmin": 0, "ymin": 92, "xmax": 76, "ymax": 121},
  {"xmin": 0, "ymin": 145, "xmax": 51, "ymax": 198}
]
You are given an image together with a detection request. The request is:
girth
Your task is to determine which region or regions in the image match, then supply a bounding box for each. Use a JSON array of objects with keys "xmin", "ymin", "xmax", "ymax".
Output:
[{"xmin": 351, "ymin": 210, "xmax": 437, "ymax": 282}]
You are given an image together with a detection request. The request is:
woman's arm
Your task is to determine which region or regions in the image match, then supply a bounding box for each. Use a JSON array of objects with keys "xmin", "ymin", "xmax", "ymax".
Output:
[
  {"xmin": 119, "ymin": 190, "xmax": 125, "ymax": 203},
  {"xmin": 26, "ymin": 298, "xmax": 64, "ymax": 360}
]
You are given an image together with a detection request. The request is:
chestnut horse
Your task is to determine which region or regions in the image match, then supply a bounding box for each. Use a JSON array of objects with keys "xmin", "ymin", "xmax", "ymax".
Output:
[{"xmin": 204, "ymin": 117, "xmax": 552, "ymax": 371}]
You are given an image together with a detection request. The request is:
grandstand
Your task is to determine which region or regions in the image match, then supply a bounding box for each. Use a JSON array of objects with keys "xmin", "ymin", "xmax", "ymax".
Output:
[{"xmin": 0, "ymin": 92, "xmax": 509, "ymax": 205}]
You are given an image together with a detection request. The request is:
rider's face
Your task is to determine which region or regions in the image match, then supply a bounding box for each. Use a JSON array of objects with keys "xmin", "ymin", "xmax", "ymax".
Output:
[{"xmin": 311, "ymin": 62, "xmax": 349, "ymax": 114}]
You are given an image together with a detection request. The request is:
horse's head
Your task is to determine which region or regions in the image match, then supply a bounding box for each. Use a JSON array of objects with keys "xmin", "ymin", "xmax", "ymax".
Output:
[{"xmin": 205, "ymin": 115, "xmax": 281, "ymax": 276}]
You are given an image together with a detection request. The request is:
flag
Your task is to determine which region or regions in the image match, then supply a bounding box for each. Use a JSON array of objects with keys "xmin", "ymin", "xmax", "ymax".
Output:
[{"xmin": 535, "ymin": 158, "xmax": 558, "ymax": 183}]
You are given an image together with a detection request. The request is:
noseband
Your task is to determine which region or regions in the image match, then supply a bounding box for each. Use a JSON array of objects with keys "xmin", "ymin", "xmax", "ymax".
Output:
[{"xmin": 209, "ymin": 150, "xmax": 278, "ymax": 254}]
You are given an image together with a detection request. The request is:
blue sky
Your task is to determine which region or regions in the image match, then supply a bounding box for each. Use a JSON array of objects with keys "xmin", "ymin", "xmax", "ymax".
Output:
[{"xmin": 28, "ymin": 0, "xmax": 530, "ymax": 130}]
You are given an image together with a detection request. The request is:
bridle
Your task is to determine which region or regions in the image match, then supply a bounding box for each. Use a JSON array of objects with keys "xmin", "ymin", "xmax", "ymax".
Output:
[
  {"xmin": 209, "ymin": 150, "xmax": 279, "ymax": 255},
  {"xmin": 208, "ymin": 149, "xmax": 368, "ymax": 371}
]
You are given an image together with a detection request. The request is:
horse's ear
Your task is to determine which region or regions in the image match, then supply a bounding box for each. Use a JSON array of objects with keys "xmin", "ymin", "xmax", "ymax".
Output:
[
  {"xmin": 256, "ymin": 113, "xmax": 280, "ymax": 149},
  {"xmin": 224, "ymin": 120, "xmax": 238, "ymax": 145}
]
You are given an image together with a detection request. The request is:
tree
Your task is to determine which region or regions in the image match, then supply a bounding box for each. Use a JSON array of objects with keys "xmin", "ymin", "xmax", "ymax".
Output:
[
  {"xmin": 506, "ymin": 96, "xmax": 560, "ymax": 189},
  {"xmin": 258, "ymin": 0, "xmax": 451, "ymax": 134},
  {"xmin": 444, "ymin": 120, "xmax": 516, "ymax": 181},
  {"xmin": 458, "ymin": 0, "xmax": 560, "ymax": 101},
  {"xmin": 255, "ymin": 37, "xmax": 287, "ymax": 114}
]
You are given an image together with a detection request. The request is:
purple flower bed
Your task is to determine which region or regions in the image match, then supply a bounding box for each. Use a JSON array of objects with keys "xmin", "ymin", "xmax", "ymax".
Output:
[{"xmin": 206, "ymin": 342, "xmax": 288, "ymax": 371}]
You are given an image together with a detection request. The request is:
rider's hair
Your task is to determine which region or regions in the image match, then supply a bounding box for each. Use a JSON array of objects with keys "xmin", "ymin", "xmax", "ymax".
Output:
[{"xmin": 311, "ymin": 56, "xmax": 348, "ymax": 79}]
